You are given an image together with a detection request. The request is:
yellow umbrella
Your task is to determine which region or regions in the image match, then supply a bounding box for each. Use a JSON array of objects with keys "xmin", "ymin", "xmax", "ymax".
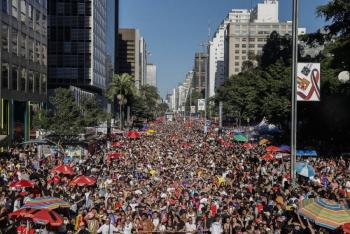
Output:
[
  {"xmin": 259, "ymin": 139, "xmax": 271, "ymax": 145},
  {"xmin": 147, "ymin": 129, "xmax": 157, "ymax": 133}
]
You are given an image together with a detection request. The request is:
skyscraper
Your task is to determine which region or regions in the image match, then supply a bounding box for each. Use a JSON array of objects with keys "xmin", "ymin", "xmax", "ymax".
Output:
[
  {"xmin": 0, "ymin": 0, "xmax": 48, "ymax": 141},
  {"xmin": 208, "ymin": 9, "xmax": 251, "ymax": 97},
  {"xmin": 146, "ymin": 64, "xmax": 157, "ymax": 87},
  {"xmin": 193, "ymin": 52, "xmax": 208, "ymax": 97},
  {"xmin": 47, "ymin": 0, "xmax": 114, "ymax": 95},
  {"xmin": 116, "ymin": 28, "xmax": 148, "ymax": 90}
]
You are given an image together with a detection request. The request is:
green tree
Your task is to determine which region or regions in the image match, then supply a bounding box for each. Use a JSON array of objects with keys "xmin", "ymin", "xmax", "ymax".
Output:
[
  {"xmin": 80, "ymin": 96, "xmax": 110, "ymax": 127},
  {"xmin": 48, "ymin": 88, "xmax": 84, "ymax": 137},
  {"xmin": 106, "ymin": 73, "xmax": 137, "ymax": 101}
]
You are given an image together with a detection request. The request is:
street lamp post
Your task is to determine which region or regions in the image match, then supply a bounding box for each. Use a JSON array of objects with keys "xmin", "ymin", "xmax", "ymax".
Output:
[{"xmin": 291, "ymin": 0, "xmax": 299, "ymax": 188}]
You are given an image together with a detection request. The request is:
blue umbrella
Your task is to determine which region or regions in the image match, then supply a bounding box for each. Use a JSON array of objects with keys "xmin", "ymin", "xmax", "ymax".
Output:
[{"xmin": 296, "ymin": 162, "xmax": 315, "ymax": 178}]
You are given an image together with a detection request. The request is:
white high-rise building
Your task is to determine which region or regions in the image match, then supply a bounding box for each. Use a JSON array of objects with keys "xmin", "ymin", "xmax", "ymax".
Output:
[
  {"xmin": 208, "ymin": 9, "xmax": 251, "ymax": 97},
  {"xmin": 251, "ymin": 0, "xmax": 279, "ymax": 23},
  {"xmin": 146, "ymin": 64, "xmax": 157, "ymax": 87},
  {"xmin": 139, "ymin": 37, "xmax": 147, "ymax": 87}
]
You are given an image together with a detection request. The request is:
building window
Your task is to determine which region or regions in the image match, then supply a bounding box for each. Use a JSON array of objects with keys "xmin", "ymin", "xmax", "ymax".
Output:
[
  {"xmin": 235, "ymin": 50, "xmax": 240, "ymax": 54},
  {"xmin": 35, "ymin": 10, "xmax": 40, "ymax": 26},
  {"xmin": 242, "ymin": 38, "xmax": 247, "ymax": 42},
  {"xmin": 12, "ymin": 0, "xmax": 18, "ymax": 18},
  {"xmin": 235, "ymin": 44, "xmax": 239, "ymax": 48},
  {"xmin": 1, "ymin": 63, "xmax": 9, "ymax": 89},
  {"xmin": 41, "ymin": 74, "xmax": 46, "ymax": 94},
  {"xmin": 11, "ymin": 28, "xmax": 18, "ymax": 55},
  {"xmin": 20, "ymin": 0, "xmax": 26, "ymax": 22},
  {"xmin": 20, "ymin": 68, "xmax": 26, "ymax": 91},
  {"xmin": 34, "ymin": 41, "xmax": 40, "ymax": 63},
  {"xmin": 20, "ymin": 33, "xmax": 26, "ymax": 58},
  {"xmin": 235, "ymin": 68, "xmax": 240, "ymax": 72},
  {"xmin": 1, "ymin": 24, "xmax": 9, "ymax": 51},
  {"xmin": 249, "ymin": 44, "xmax": 255, "ymax": 48},
  {"xmin": 249, "ymin": 38, "xmax": 255, "ymax": 42},
  {"xmin": 2, "ymin": 0, "xmax": 8, "ymax": 13},
  {"xmin": 235, "ymin": 62, "xmax": 239, "ymax": 66},
  {"xmin": 34, "ymin": 73, "xmax": 40, "ymax": 93},
  {"xmin": 12, "ymin": 66, "xmax": 18, "ymax": 91},
  {"xmin": 78, "ymin": 2, "xmax": 85, "ymax": 15},
  {"xmin": 242, "ymin": 44, "xmax": 246, "ymax": 48},
  {"xmin": 28, "ymin": 37, "xmax": 33, "ymax": 61},
  {"xmin": 28, "ymin": 71, "xmax": 33, "ymax": 93},
  {"xmin": 235, "ymin": 56, "xmax": 239, "ymax": 60}
]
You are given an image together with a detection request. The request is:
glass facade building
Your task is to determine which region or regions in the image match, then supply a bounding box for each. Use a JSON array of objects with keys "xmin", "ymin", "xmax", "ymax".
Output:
[
  {"xmin": 48, "ymin": 0, "xmax": 116, "ymax": 94},
  {"xmin": 0, "ymin": 0, "xmax": 47, "ymax": 141}
]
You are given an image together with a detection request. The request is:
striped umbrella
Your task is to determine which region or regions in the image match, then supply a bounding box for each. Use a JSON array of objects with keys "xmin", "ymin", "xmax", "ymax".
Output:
[
  {"xmin": 22, "ymin": 196, "xmax": 70, "ymax": 210},
  {"xmin": 298, "ymin": 198, "xmax": 350, "ymax": 230},
  {"xmin": 295, "ymin": 161, "xmax": 315, "ymax": 178}
]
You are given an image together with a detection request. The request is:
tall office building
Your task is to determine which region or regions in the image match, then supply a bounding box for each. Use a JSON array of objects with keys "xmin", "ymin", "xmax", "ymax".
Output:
[
  {"xmin": 139, "ymin": 37, "xmax": 147, "ymax": 87},
  {"xmin": 146, "ymin": 64, "xmax": 157, "ymax": 87},
  {"xmin": 208, "ymin": 9, "xmax": 250, "ymax": 97},
  {"xmin": 193, "ymin": 52, "xmax": 208, "ymax": 97},
  {"xmin": 47, "ymin": 0, "xmax": 114, "ymax": 95},
  {"xmin": 0, "ymin": 0, "xmax": 48, "ymax": 141},
  {"xmin": 116, "ymin": 28, "xmax": 141, "ymax": 88},
  {"xmin": 116, "ymin": 28, "xmax": 148, "ymax": 90}
]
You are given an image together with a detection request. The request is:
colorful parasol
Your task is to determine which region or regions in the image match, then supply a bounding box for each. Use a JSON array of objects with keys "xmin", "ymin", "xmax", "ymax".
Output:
[
  {"xmin": 233, "ymin": 135, "xmax": 248, "ymax": 142},
  {"xmin": 70, "ymin": 175, "xmax": 96, "ymax": 186},
  {"xmin": 51, "ymin": 165, "xmax": 74, "ymax": 175},
  {"xmin": 127, "ymin": 131, "xmax": 140, "ymax": 139},
  {"xmin": 22, "ymin": 196, "xmax": 70, "ymax": 210},
  {"xmin": 262, "ymin": 153, "xmax": 275, "ymax": 161},
  {"xmin": 266, "ymin": 146, "xmax": 280, "ymax": 152},
  {"xmin": 259, "ymin": 139, "xmax": 271, "ymax": 145},
  {"xmin": 9, "ymin": 208, "xmax": 63, "ymax": 226},
  {"xmin": 9, "ymin": 180, "xmax": 34, "ymax": 189},
  {"xmin": 242, "ymin": 143, "xmax": 254, "ymax": 150},
  {"xmin": 298, "ymin": 198, "xmax": 350, "ymax": 230}
]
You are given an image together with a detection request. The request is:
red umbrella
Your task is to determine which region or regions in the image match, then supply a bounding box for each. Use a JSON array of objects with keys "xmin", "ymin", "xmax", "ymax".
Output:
[
  {"xmin": 70, "ymin": 176, "xmax": 96, "ymax": 186},
  {"xmin": 266, "ymin": 146, "xmax": 280, "ymax": 152},
  {"xmin": 112, "ymin": 141, "xmax": 124, "ymax": 147},
  {"xmin": 127, "ymin": 131, "xmax": 140, "ymax": 139},
  {"xmin": 9, "ymin": 208, "xmax": 63, "ymax": 227},
  {"xmin": 108, "ymin": 152, "xmax": 122, "ymax": 160},
  {"xmin": 9, "ymin": 180, "xmax": 34, "ymax": 189},
  {"xmin": 343, "ymin": 224, "xmax": 350, "ymax": 234},
  {"xmin": 243, "ymin": 143, "xmax": 254, "ymax": 150},
  {"xmin": 51, "ymin": 165, "xmax": 74, "ymax": 175},
  {"xmin": 262, "ymin": 153, "xmax": 275, "ymax": 161}
]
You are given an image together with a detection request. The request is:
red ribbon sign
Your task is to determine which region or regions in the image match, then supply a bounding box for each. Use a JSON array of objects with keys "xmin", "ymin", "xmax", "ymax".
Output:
[{"xmin": 297, "ymin": 68, "xmax": 320, "ymax": 101}]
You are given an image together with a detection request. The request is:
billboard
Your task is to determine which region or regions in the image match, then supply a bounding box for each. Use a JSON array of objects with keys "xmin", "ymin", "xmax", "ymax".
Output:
[
  {"xmin": 297, "ymin": 63, "xmax": 320, "ymax": 101},
  {"xmin": 190, "ymin": 106, "xmax": 196, "ymax": 114},
  {"xmin": 198, "ymin": 99, "xmax": 206, "ymax": 111}
]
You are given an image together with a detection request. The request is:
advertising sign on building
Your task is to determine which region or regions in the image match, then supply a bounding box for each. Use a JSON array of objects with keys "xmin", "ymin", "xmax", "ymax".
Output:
[
  {"xmin": 198, "ymin": 99, "xmax": 206, "ymax": 111},
  {"xmin": 297, "ymin": 63, "xmax": 321, "ymax": 101},
  {"xmin": 191, "ymin": 106, "xmax": 196, "ymax": 114}
]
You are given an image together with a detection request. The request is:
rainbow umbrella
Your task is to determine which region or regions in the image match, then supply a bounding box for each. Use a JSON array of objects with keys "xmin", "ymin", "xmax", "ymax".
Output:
[
  {"xmin": 22, "ymin": 197, "xmax": 70, "ymax": 210},
  {"xmin": 298, "ymin": 198, "xmax": 350, "ymax": 230}
]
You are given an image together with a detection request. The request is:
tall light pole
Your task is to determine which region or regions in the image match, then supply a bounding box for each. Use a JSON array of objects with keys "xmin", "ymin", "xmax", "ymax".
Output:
[{"xmin": 291, "ymin": 0, "xmax": 299, "ymax": 188}]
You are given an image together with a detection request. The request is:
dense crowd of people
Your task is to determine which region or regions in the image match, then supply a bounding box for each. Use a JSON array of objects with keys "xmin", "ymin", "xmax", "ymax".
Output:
[{"xmin": 0, "ymin": 119, "xmax": 349, "ymax": 233}]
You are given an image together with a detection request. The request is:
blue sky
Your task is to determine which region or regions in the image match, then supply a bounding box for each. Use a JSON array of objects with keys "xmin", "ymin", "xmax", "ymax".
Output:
[{"xmin": 120, "ymin": 0, "xmax": 330, "ymax": 98}]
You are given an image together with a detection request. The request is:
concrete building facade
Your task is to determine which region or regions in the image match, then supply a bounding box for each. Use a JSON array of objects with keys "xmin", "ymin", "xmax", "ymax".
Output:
[
  {"xmin": 146, "ymin": 63, "xmax": 156, "ymax": 87},
  {"xmin": 208, "ymin": 9, "xmax": 250, "ymax": 97},
  {"xmin": 0, "ymin": 0, "xmax": 48, "ymax": 141},
  {"xmin": 116, "ymin": 28, "xmax": 145, "ymax": 89}
]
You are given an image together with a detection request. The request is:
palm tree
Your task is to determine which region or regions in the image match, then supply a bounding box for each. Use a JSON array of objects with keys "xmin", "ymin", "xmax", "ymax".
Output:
[
  {"xmin": 106, "ymin": 73, "xmax": 137, "ymax": 128},
  {"xmin": 106, "ymin": 73, "xmax": 137, "ymax": 100}
]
